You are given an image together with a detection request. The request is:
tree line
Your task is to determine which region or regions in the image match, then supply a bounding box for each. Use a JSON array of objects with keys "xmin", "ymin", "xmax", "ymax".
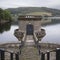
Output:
[
  {"xmin": 7, "ymin": 7, "xmax": 60, "ymax": 16},
  {"xmin": 0, "ymin": 8, "xmax": 12, "ymax": 22}
]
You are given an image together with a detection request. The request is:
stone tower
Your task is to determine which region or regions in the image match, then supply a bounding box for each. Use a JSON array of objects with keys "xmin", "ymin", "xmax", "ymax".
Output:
[{"xmin": 18, "ymin": 15, "xmax": 42, "ymax": 35}]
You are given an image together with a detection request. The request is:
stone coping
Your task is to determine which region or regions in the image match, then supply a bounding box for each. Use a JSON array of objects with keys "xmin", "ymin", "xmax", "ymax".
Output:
[{"xmin": 0, "ymin": 42, "xmax": 60, "ymax": 49}]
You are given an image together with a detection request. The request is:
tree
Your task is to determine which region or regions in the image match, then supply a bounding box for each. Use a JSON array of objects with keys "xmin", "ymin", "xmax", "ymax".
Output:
[
  {"xmin": 0, "ymin": 8, "xmax": 12, "ymax": 22},
  {"xmin": 3, "ymin": 10, "xmax": 12, "ymax": 21},
  {"xmin": 0, "ymin": 8, "xmax": 3, "ymax": 21}
]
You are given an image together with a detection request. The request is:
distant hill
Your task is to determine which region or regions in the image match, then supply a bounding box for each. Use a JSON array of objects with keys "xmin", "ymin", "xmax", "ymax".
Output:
[{"xmin": 6, "ymin": 7, "xmax": 60, "ymax": 16}]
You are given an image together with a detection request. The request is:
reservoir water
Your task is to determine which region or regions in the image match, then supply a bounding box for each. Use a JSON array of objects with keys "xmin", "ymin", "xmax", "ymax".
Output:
[
  {"xmin": 0, "ymin": 22, "xmax": 60, "ymax": 44},
  {"xmin": 41, "ymin": 23, "xmax": 60, "ymax": 44}
]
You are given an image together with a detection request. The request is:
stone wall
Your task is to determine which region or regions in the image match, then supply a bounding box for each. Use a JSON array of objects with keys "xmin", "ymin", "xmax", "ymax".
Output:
[
  {"xmin": 18, "ymin": 20, "xmax": 41, "ymax": 32},
  {"xmin": 0, "ymin": 43, "xmax": 60, "ymax": 49}
]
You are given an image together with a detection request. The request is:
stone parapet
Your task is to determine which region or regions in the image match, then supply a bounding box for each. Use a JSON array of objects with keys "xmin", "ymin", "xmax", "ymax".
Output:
[{"xmin": 35, "ymin": 29, "xmax": 46, "ymax": 39}]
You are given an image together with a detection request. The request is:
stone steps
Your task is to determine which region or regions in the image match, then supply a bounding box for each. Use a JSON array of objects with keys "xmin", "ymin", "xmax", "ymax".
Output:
[
  {"xmin": 25, "ymin": 35, "xmax": 35, "ymax": 46},
  {"xmin": 26, "ymin": 35, "xmax": 34, "ymax": 40}
]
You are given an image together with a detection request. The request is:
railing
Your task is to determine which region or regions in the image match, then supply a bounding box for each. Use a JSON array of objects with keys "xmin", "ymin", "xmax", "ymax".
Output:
[
  {"xmin": 0, "ymin": 47, "xmax": 60, "ymax": 60},
  {"xmin": 18, "ymin": 15, "xmax": 42, "ymax": 18},
  {"xmin": 40, "ymin": 48, "xmax": 60, "ymax": 60},
  {"xmin": 33, "ymin": 32, "xmax": 41, "ymax": 55},
  {"xmin": 33, "ymin": 32, "xmax": 60, "ymax": 60},
  {"xmin": 0, "ymin": 48, "xmax": 19, "ymax": 60},
  {"xmin": 33, "ymin": 32, "xmax": 38, "ymax": 42},
  {"xmin": 18, "ymin": 15, "xmax": 42, "ymax": 20}
]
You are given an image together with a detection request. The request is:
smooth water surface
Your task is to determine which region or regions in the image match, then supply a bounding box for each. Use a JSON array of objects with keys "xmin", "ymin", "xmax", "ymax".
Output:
[
  {"xmin": 0, "ymin": 24, "xmax": 18, "ymax": 44},
  {"xmin": 41, "ymin": 23, "xmax": 60, "ymax": 44}
]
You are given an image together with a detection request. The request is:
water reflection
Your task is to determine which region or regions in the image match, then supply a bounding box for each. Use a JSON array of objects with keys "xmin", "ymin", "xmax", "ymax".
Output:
[
  {"xmin": 0, "ymin": 22, "xmax": 11, "ymax": 33},
  {"xmin": 0, "ymin": 25, "xmax": 18, "ymax": 44},
  {"xmin": 42, "ymin": 19, "xmax": 60, "ymax": 26}
]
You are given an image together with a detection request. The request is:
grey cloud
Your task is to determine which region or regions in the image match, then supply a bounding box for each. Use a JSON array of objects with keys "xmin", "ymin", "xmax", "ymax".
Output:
[{"xmin": 0, "ymin": 0, "xmax": 60, "ymax": 9}]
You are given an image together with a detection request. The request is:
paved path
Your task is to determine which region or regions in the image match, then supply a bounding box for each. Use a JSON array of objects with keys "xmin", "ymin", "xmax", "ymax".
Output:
[
  {"xmin": 25, "ymin": 35, "xmax": 35, "ymax": 46},
  {"xmin": 20, "ymin": 46, "xmax": 40, "ymax": 60},
  {"xmin": 19, "ymin": 35, "xmax": 40, "ymax": 60}
]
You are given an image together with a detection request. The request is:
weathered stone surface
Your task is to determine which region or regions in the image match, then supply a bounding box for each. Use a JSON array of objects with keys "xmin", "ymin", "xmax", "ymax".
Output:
[
  {"xmin": 14, "ymin": 29, "xmax": 24, "ymax": 41},
  {"xmin": 18, "ymin": 20, "xmax": 41, "ymax": 32},
  {"xmin": 35, "ymin": 29, "xmax": 46, "ymax": 38},
  {"xmin": 20, "ymin": 46, "xmax": 40, "ymax": 60}
]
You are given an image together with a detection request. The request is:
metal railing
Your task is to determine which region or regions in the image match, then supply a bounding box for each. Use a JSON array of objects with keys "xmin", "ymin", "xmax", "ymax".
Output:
[
  {"xmin": 0, "ymin": 48, "xmax": 19, "ymax": 60},
  {"xmin": 33, "ymin": 32, "xmax": 60, "ymax": 60},
  {"xmin": 40, "ymin": 48, "xmax": 60, "ymax": 60},
  {"xmin": 0, "ymin": 47, "xmax": 60, "ymax": 60}
]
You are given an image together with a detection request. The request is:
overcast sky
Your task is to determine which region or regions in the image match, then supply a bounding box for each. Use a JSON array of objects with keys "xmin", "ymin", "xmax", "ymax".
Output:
[{"xmin": 0, "ymin": 0, "xmax": 60, "ymax": 9}]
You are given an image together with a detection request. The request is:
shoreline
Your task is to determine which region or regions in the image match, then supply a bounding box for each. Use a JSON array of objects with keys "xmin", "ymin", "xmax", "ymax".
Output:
[{"xmin": 0, "ymin": 20, "xmax": 10, "ymax": 24}]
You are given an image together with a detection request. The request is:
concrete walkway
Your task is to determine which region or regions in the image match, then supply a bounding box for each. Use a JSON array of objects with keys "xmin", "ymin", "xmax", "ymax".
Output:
[
  {"xmin": 20, "ymin": 46, "xmax": 40, "ymax": 60},
  {"xmin": 25, "ymin": 35, "xmax": 35, "ymax": 46},
  {"xmin": 19, "ymin": 35, "xmax": 40, "ymax": 60}
]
